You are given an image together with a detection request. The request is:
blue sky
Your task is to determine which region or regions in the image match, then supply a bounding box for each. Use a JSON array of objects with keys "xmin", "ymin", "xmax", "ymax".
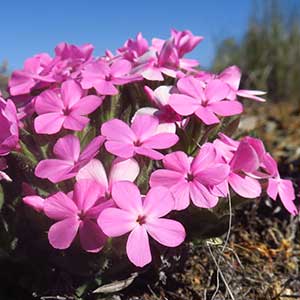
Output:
[{"xmin": 0, "ymin": 0, "xmax": 298, "ymax": 70}]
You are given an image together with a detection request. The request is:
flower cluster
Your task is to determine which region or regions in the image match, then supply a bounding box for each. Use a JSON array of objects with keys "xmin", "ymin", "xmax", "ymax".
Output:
[{"xmin": 1, "ymin": 29, "xmax": 297, "ymax": 268}]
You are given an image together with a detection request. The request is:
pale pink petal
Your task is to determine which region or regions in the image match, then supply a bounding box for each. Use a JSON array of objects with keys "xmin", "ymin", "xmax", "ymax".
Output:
[
  {"xmin": 195, "ymin": 106, "xmax": 220, "ymax": 125},
  {"xmin": 150, "ymin": 169, "xmax": 185, "ymax": 188},
  {"xmin": 53, "ymin": 134, "xmax": 80, "ymax": 161},
  {"xmin": 141, "ymin": 67, "xmax": 164, "ymax": 81},
  {"xmin": 146, "ymin": 218, "xmax": 185, "ymax": 247},
  {"xmin": 34, "ymin": 113, "xmax": 65, "ymax": 134},
  {"xmin": 48, "ymin": 217, "xmax": 80, "ymax": 249},
  {"xmin": 169, "ymin": 94, "xmax": 200, "ymax": 116},
  {"xmin": 143, "ymin": 187, "xmax": 174, "ymax": 217},
  {"xmin": 111, "ymin": 181, "xmax": 143, "ymax": 213},
  {"xmin": 71, "ymin": 95, "xmax": 103, "ymax": 115},
  {"xmin": 205, "ymin": 79, "xmax": 230, "ymax": 102},
  {"xmin": 126, "ymin": 226, "xmax": 152, "ymax": 267},
  {"xmin": 23, "ymin": 195, "xmax": 44, "ymax": 212},
  {"xmin": 109, "ymin": 158, "xmax": 139, "ymax": 184},
  {"xmin": 177, "ymin": 76, "xmax": 204, "ymax": 99},
  {"xmin": 218, "ymin": 66, "xmax": 241, "ymax": 91},
  {"xmin": 61, "ymin": 80, "xmax": 83, "ymax": 108},
  {"xmin": 229, "ymin": 173, "xmax": 261, "ymax": 198},
  {"xmin": 162, "ymin": 151, "xmax": 190, "ymax": 173},
  {"xmin": 76, "ymin": 159, "xmax": 108, "ymax": 189},
  {"xmin": 34, "ymin": 159, "xmax": 75, "ymax": 183},
  {"xmin": 190, "ymin": 181, "xmax": 219, "ymax": 208},
  {"xmin": 209, "ymin": 101, "xmax": 243, "ymax": 116},
  {"xmin": 101, "ymin": 119, "xmax": 135, "ymax": 143},
  {"xmin": 237, "ymin": 90, "xmax": 266, "ymax": 102},
  {"xmin": 98, "ymin": 207, "xmax": 136, "ymax": 237},
  {"xmin": 44, "ymin": 192, "xmax": 78, "ymax": 220},
  {"xmin": 79, "ymin": 219, "xmax": 106, "ymax": 252},
  {"xmin": 105, "ymin": 141, "xmax": 135, "ymax": 158}
]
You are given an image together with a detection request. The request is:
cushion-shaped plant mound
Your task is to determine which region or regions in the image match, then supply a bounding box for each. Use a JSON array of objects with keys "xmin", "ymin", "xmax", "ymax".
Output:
[{"xmin": 0, "ymin": 29, "xmax": 298, "ymax": 297}]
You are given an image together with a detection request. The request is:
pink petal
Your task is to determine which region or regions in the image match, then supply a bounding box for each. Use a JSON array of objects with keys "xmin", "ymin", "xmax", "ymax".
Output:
[
  {"xmin": 177, "ymin": 76, "xmax": 204, "ymax": 99},
  {"xmin": 61, "ymin": 80, "xmax": 83, "ymax": 108},
  {"xmin": 48, "ymin": 217, "xmax": 80, "ymax": 249},
  {"xmin": 109, "ymin": 158, "xmax": 140, "ymax": 184},
  {"xmin": 111, "ymin": 59, "xmax": 132, "ymax": 77},
  {"xmin": 34, "ymin": 113, "xmax": 65, "ymax": 134},
  {"xmin": 76, "ymin": 159, "xmax": 108, "ymax": 189},
  {"xmin": 229, "ymin": 173, "xmax": 261, "ymax": 198},
  {"xmin": 79, "ymin": 136, "xmax": 104, "ymax": 162},
  {"xmin": 237, "ymin": 90, "xmax": 266, "ymax": 102},
  {"xmin": 142, "ymin": 133, "xmax": 178, "ymax": 149},
  {"xmin": 218, "ymin": 66, "xmax": 241, "ymax": 90},
  {"xmin": 191, "ymin": 143, "xmax": 216, "ymax": 172},
  {"xmin": 101, "ymin": 119, "xmax": 135, "ymax": 143},
  {"xmin": 73, "ymin": 180, "xmax": 104, "ymax": 213},
  {"xmin": 64, "ymin": 114, "xmax": 89, "ymax": 131},
  {"xmin": 162, "ymin": 151, "xmax": 190, "ymax": 173},
  {"xmin": 195, "ymin": 106, "xmax": 220, "ymax": 125},
  {"xmin": 94, "ymin": 80, "xmax": 118, "ymax": 95},
  {"xmin": 150, "ymin": 169, "xmax": 184, "ymax": 188},
  {"xmin": 79, "ymin": 219, "xmax": 106, "ymax": 252},
  {"xmin": 131, "ymin": 114, "xmax": 158, "ymax": 142},
  {"xmin": 190, "ymin": 181, "xmax": 219, "ymax": 208},
  {"xmin": 98, "ymin": 207, "xmax": 136, "ymax": 237},
  {"xmin": 205, "ymin": 79, "xmax": 230, "ymax": 102},
  {"xmin": 169, "ymin": 94, "xmax": 200, "ymax": 116},
  {"xmin": 141, "ymin": 67, "xmax": 164, "ymax": 81},
  {"xmin": 143, "ymin": 187, "xmax": 174, "ymax": 218},
  {"xmin": 111, "ymin": 181, "xmax": 143, "ymax": 214},
  {"xmin": 35, "ymin": 90, "xmax": 63, "ymax": 114},
  {"xmin": 146, "ymin": 218, "xmax": 185, "ymax": 247},
  {"xmin": 134, "ymin": 147, "xmax": 164, "ymax": 160},
  {"xmin": 44, "ymin": 192, "xmax": 78, "ymax": 220},
  {"xmin": 195, "ymin": 164, "xmax": 230, "ymax": 186},
  {"xmin": 170, "ymin": 180, "xmax": 191, "ymax": 210},
  {"xmin": 53, "ymin": 134, "xmax": 80, "ymax": 161},
  {"xmin": 209, "ymin": 100, "xmax": 243, "ymax": 116},
  {"xmin": 34, "ymin": 159, "xmax": 75, "ymax": 183},
  {"xmin": 71, "ymin": 95, "xmax": 103, "ymax": 115},
  {"xmin": 230, "ymin": 141, "xmax": 260, "ymax": 173},
  {"xmin": 23, "ymin": 195, "xmax": 44, "ymax": 212},
  {"xmin": 126, "ymin": 226, "xmax": 152, "ymax": 267},
  {"xmin": 105, "ymin": 141, "xmax": 135, "ymax": 158}
]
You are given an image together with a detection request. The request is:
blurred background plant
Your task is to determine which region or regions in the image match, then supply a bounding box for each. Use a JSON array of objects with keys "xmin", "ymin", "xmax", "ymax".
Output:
[{"xmin": 213, "ymin": 0, "xmax": 300, "ymax": 102}]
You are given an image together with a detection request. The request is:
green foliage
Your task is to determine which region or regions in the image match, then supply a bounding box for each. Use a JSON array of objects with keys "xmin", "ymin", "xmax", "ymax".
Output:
[{"xmin": 213, "ymin": 0, "xmax": 300, "ymax": 102}]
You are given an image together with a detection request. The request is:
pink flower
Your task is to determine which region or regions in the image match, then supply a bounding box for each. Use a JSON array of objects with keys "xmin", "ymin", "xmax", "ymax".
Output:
[
  {"xmin": 81, "ymin": 59, "xmax": 138, "ymax": 95},
  {"xmin": 98, "ymin": 181, "xmax": 185, "ymax": 267},
  {"xmin": 101, "ymin": 114, "xmax": 179, "ymax": 160},
  {"xmin": 262, "ymin": 153, "xmax": 297, "ymax": 215},
  {"xmin": 218, "ymin": 66, "xmax": 266, "ymax": 102},
  {"xmin": 23, "ymin": 195, "xmax": 44, "ymax": 212},
  {"xmin": 44, "ymin": 180, "xmax": 111, "ymax": 252},
  {"xmin": 76, "ymin": 157, "xmax": 140, "ymax": 198},
  {"xmin": 34, "ymin": 80, "xmax": 103, "ymax": 134},
  {"xmin": 0, "ymin": 97, "xmax": 19, "ymax": 156},
  {"xmin": 8, "ymin": 53, "xmax": 55, "ymax": 96},
  {"xmin": 35, "ymin": 134, "xmax": 104, "ymax": 183},
  {"xmin": 0, "ymin": 158, "xmax": 12, "ymax": 181},
  {"xmin": 169, "ymin": 76, "xmax": 243, "ymax": 125},
  {"xmin": 150, "ymin": 144, "xmax": 230, "ymax": 210}
]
